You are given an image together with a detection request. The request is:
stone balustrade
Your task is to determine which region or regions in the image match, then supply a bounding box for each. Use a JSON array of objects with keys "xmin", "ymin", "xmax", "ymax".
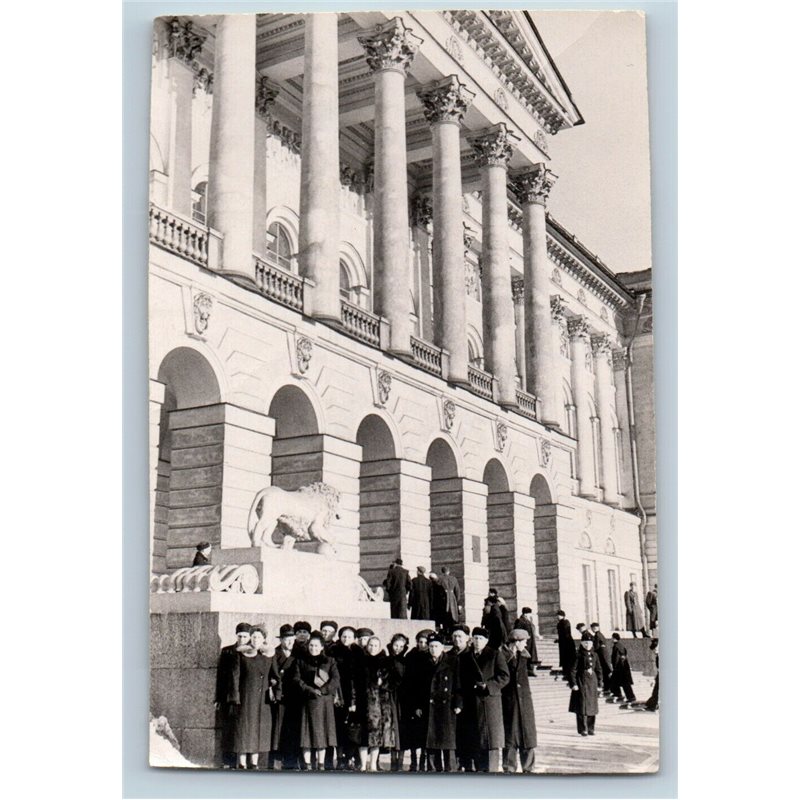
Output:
[
  {"xmin": 515, "ymin": 388, "xmax": 538, "ymax": 420},
  {"xmin": 468, "ymin": 364, "xmax": 495, "ymax": 401},
  {"xmin": 340, "ymin": 299, "xmax": 382, "ymax": 347},
  {"xmin": 254, "ymin": 256, "xmax": 305, "ymax": 311},
  {"xmin": 149, "ymin": 203, "xmax": 219, "ymax": 267},
  {"xmin": 150, "ymin": 564, "xmax": 260, "ymax": 594},
  {"xmin": 410, "ymin": 335, "xmax": 444, "ymax": 377}
]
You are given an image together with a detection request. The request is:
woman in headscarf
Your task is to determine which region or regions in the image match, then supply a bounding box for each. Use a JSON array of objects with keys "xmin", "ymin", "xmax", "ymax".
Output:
[
  {"xmin": 232, "ymin": 626, "xmax": 272, "ymax": 769},
  {"xmin": 362, "ymin": 635, "xmax": 401, "ymax": 771},
  {"xmin": 292, "ymin": 631, "xmax": 340, "ymax": 770},
  {"xmin": 387, "ymin": 633, "xmax": 408, "ymax": 771}
]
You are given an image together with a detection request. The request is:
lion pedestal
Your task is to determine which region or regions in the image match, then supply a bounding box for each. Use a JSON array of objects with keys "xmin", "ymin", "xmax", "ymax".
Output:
[{"xmin": 210, "ymin": 546, "xmax": 390, "ymax": 618}]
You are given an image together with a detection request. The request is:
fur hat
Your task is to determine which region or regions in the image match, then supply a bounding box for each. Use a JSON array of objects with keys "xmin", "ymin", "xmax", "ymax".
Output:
[
  {"xmin": 509, "ymin": 628, "xmax": 530, "ymax": 642},
  {"xmin": 471, "ymin": 626, "xmax": 490, "ymax": 639}
]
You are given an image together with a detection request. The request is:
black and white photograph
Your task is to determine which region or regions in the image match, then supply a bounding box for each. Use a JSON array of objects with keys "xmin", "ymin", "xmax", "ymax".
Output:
[{"xmin": 147, "ymin": 8, "xmax": 658, "ymax": 775}]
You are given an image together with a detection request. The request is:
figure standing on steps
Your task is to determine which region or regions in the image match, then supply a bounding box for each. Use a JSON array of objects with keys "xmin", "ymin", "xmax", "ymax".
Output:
[
  {"xmin": 409, "ymin": 565, "xmax": 432, "ymax": 620},
  {"xmin": 568, "ymin": 632, "xmax": 603, "ymax": 736},
  {"xmin": 645, "ymin": 638, "xmax": 659, "ymax": 711},
  {"xmin": 556, "ymin": 610, "xmax": 576, "ymax": 681},
  {"xmin": 608, "ymin": 632, "xmax": 636, "ymax": 702},
  {"xmin": 590, "ymin": 622, "xmax": 612, "ymax": 689},
  {"xmin": 383, "ymin": 558, "xmax": 411, "ymax": 619},
  {"xmin": 624, "ymin": 582, "xmax": 648, "ymax": 638},
  {"xmin": 437, "ymin": 566, "xmax": 462, "ymax": 632},
  {"xmin": 512, "ymin": 607, "xmax": 541, "ymax": 668},
  {"xmin": 645, "ymin": 583, "xmax": 658, "ymax": 636}
]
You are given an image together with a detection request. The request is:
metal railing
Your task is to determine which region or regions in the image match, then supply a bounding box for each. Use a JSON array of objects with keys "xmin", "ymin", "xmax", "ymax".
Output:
[
  {"xmin": 515, "ymin": 389, "xmax": 538, "ymax": 420},
  {"xmin": 254, "ymin": 257, "xmax": 305, "ymax": 312},
  {"xmin": 468, "ymin": 365, "xmax": 494, "ymax": 400},
  {"xmin": 149, "ymin": 204, "xmax": 209, "ymax": 267},
  {"xmin": 410, "ymin": 336, "xmax": 443, "ymax": 377},
  {"xmin": 340, "ymin": 300, "xmax": 381, "ymax": 347}
]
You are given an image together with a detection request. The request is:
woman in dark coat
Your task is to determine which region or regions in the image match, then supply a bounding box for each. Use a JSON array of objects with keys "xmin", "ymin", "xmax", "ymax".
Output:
[
  {"xmin": 327, "ymin": 625, "xmax": 358, "ymax": 769},
  {"xmin": 457, "ymin": 627, "xmax": 510, "ymax": 772},
  {"xmin": 400, "ymin": 630, "xmax": 434, "ymax": 771},
  {"xmin": 292, "ymin": 631, "xmax": 340, "ymax": 770},
  {"xmin": 501, "ymin": 630, "xmax": 537, "ymax": 773},
  {"xmin": 608, "ymin": 632, "xmax": 636, "ymax": 701},
  {"xmin": 232, "ymin": 626, "xmax": 273, "ymax": 769},
  {"xmin": 568, "ymin": 633, "xmax": 603, "ymax": 735},
  {"xmin": 387, "ymin": 634, "xmax": 409, "ymax": 771},
  {"xmin": 362, "ymin": 636, "xmax": 402, "ymax": 771},
  {"xmin": 425, "ymin": 634, "xmax": 462, "ymax": 772},
  {"xmin": 269, "ymin": 624, "xmax": 298, "ymax": 769},
  {"xmin": 556, "ymin": 610, "xmax": 576, "ymax": 678}
]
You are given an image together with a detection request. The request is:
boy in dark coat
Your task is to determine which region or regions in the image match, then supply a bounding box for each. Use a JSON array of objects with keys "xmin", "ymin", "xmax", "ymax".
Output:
[
  {"xmin": 556, "ymin": 610, "xmax": 575, "ymax": 680},
  {"xmin": 590, "ymin": 622, "xmax": 612, "ymax": 689},
  {"xmin": 501, "ymin": 629, "xmax": 537, "ymax": 773},
  {"xmin": 457, "ymin": 627, "xmax": 510, "ymax": 772},
  {"xmin": 568, "ymin": 633, "xmax": 603, "ymax": 735},
  {"xmin": 608, "ymin": 632, "xmax": 636, "ymax": 702},
  {"xmin": 409, "ymin": 566, "xmax": 432, "ymax": 620},
  {"xmin": 215, "ymin": 621, "xmax": 251, "ymax": 768},
  {"xmin": 424, "ymin": 634, "xmax": 462, "ymax": 772}
]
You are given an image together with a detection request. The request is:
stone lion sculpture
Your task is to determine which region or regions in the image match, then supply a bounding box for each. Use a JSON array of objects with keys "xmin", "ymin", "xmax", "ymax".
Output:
[{"xmin": 247, "ymin": 482, "xmax": 341, "ymax": 549}]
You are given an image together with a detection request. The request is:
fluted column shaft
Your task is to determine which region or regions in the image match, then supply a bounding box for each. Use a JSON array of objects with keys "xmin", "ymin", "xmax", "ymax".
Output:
[
  {"xmin": 512, "ymin": 277, "xmax": 526, "ymax": 387},
  {"xmin": 359, "ymin": 19, "xmax": 422, "ymax": 355},
  {"xmin": 418, "ymin": 77, "xmax": 475, "ymax": 385},
  {"xmin": 299, "ymin": 13, "xmax": 340, "ymax": 320},
  {"xmin": 568, "ymin": 316, "xmax": 596, "ymax": 497},
  {"xmin": 592, "ymin": 335, "xmax": 620, "ymax": 503},
  {"xmin": 515, "ymin": 166, "xmax": 559, "ymax": 425},
  {"xmin": 208, "ymin": 15, "xmax": 256, "ymax": 280}
]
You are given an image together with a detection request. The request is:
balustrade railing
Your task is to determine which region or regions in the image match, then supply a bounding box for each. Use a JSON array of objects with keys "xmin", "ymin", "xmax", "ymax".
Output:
[
  {"xmin": 254, "ymin": 257, "xmax": 305, "ymax": 312},
  {"xmin": 340, "ymin": 300, "xmax": 381, "ymax": 347},
  {"xmin": 515, "ymin": 389, "xmax": 538, "ymax": 420},
  {"xmin": 149, "ymin": 204, "xmax": 209, "ymax": 266},
  {"xmin": 410, "ymin": 336, "xmax": 443, "ymax": 377},
  {"xmin": 468, "ymin": 365, "xmax": 494, "ymax": 401}
]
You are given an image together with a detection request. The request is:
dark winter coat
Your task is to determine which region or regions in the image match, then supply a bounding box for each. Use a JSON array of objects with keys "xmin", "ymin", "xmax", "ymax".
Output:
[
  {"xmin": 481, "ymin": 601, "xmax": 507, "ymax": 650},
  {"xmin": 401, "ymin": 647, "xmax": 434, "ymax": 750},
  {"xmin": 270, "ymin": 646, "xmax": 297, "ymax": 753},
  {"xmin": 645, "ymin": 590, "xmax": 658, "ymax": 628},
  {"xmin": 500, "ymin": 646, "xmax": 537, "ymax": 750},
  {"xmin": 232, "ymin": 651, "xmax": 272, "ymax": 753},
  {"xmin": 362, "ymin": 652, "xmax": 401, "ymax": 748},
  {"xmin": 409, "ymin": 575, "xmax": 432, "ymax": 620},
  {"xmin": 568, "ymin": 646, "xmax": 603, "ymax": 716},
  {"xmin": 292, "ymin": 653, "xmax": 340, "ymax": 749},
  {"xmin": 556, "ymin": 618, "xmax": 576, "ymax": 671},
  {"xmin": 215, "ymin": 643, "xmax": 246, "ymax": 754},
  {"xmin": 625, "ymin": 589, "xmax": 645, "ymax": 631},
  {"xmin": 384, "ymin": 564, "xmax": 411, "ymax": 619},
  {"xmin": 512, "ymin": 616, "xmax": 539, "ymax": 664},
  {"xmin": 593, "ymin": 630, "xmax": 612, "ymax": 682},
  {"xmin": 457, "ymin": 645, "xmax": 510, "ymax": 750},
  {"xmin": 438, "ymin": 573, "xmax": 462, "ymax": 624},
  {"xmin": 609, "ymin": 641, "xmax": 634, "ymax": 692},
  {"xmin": 426, "ymin": 651, "xmax": 462, "ymax": 750},
  {"xmin": 192, "ymin": 550, "xmax": 210, "ymax": 566}
]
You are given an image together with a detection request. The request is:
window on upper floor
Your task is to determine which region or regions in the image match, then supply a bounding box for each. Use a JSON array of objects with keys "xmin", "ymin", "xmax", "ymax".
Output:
[
  {"xmin": 339, "ymin": 261, "xmax": 353, "ymax": 303},
  {"xmin": 265, "ymin": 222, "xmax": 294, "ymax": 272},
  {"xmin": 191, "ymin": 181, "xmax": 207, "ymax": 224},
  {"xmin": 468, "ymin": 338, "xmax": 484, "ymax": 370}
]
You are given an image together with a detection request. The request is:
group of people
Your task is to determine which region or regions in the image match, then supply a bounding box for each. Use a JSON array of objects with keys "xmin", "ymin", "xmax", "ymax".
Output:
[
  {"xmin": 382, "ymin": 560, "xmax": 462, "ymax": 627},
  {"xmin": 215, "ymin": 616, "xmax": 539, "ymax": 773}
]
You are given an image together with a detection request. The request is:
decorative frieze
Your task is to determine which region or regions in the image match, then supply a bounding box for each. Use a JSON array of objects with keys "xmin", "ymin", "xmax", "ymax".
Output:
[
  {"xmin": 494, "ymin": 88, "xmax": 509, "ymax": 110},
  {"xmin": 442, "ymin": 398, "xmax": 456, "ymax": 431},
  {"xmin": 167, "ymin": 17, "xmax": 206, "ymax": 66},
  {"xmin": 512, "ymin": 164, "xmax": 558, "ymax": 206},
  {"xmin": 296, "ymin": 336, "xmax": 313, "ymax": 375},
  {"xmin": 551, "ymin": 268, "xmax": 562, "ymax": 286},
  {"xmin": 267, "ymin": 119, "xmax": 301, "ymax": 154},
  {"xmin": 550, "ymin": 294, "xmax": 567, "ymax": 323},
  {"xmin": 600, "ymin": 306, "xmax": 609, "ymax": 322},
  {"xmin": 255, "ymin": 75, "xmax": 279, "ymax": 120},
  {"xmin": 417, "ymin": 75, "xmax": 475, "ymax": 125},
  {"xmin": 446, "ymin": 34, "xmax": 464, "ymax": 62},
  {"xmin": 358, "ymin": 17, "xmax": 422, "ymax": 75},
  {"xmin": 495, "ymin": 420, "xmax": 509, "ymax": 452},
  {"xmin": 577, "ymin": 288, "xmax": 587, "ymax": 305},
  {"xmin": 468, "ymin": 123, "xmax": 519, "ymax": 168},
  {"xmin": 377, "ymin": 370, "xmax": 393, "ymax": 405},
  {"xmin": 539, "ymin": 438, "xmax": 552, "ymax": 467},
  {"xmin": 192, "ymin": 292, "xmax": 213, "ymax": 335},
  {"xmin": 534, "ymin": 129, "xmax": 549, "ymax": 154}
]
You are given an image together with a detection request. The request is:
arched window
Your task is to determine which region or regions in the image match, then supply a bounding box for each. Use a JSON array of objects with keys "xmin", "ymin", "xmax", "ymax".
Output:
[
  {"xmin": 266, "ymin": 222, "xmax": 294, "ymax": 272},
  {"xmin": 467, "ymin": 327, "xmax": 484, "ymax": 369},
  {"xmin": 339, "ymin": 260, "xmax": 352, "ymax": 302},
  {"xmin": 191, "ymin": 181, "xmax": 207, "ymax": 224}
]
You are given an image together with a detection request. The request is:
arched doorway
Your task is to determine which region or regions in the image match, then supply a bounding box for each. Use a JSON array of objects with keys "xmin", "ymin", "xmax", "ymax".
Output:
[
  {"xmin": 530, "ymin": 473, "xmax": 559, "ymax": 634},
  {"xmin": 356, "ymin": 415, "xmax": 398, "ymax": 587},
  {"xmin": 483, "ymin": 458, "xmax": 515, "ymax": 615},
  {"xmin": 154, "ymin": 347, "xmax": 221, "ymax": 573}
]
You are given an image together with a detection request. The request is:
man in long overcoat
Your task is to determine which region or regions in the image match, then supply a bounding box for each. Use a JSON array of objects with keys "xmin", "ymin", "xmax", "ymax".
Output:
[
  {"xmin": 424, "ymin": 634, "xmax": 462, "ymax": 772},
  {"xmin": 383, "ymin": 559, "xmax": 411, "ymax": 619},
  {"xmin": 608, "ymin": 633, "xmax": 636, "ymax": 702},
  {"xmin": 512, "ymin": 607, "xmax": 540, "ymax": 667},
  {"xmin": 501, "ymin": 629, "xmax": 537, "ymax": 773},
  {"xmin": 215, "ymin": 621, "xmax": 251, "ymax": 768},
  {"xmin": 400, "ymin": 630, "xmax": 434, "ymax": 771},
  {"xmin": 270, "ymin": 623, "xmax": 299, "ymax": 769},
  {"xmin": 481, "ymin": 596, "xmax": 507, "ymax": 649},
  {"xmin": 645, "ymin": 584, "xmax": 658, "ymax": 635},
  {"xmin": 590, "ymin": 622, "xmax": 612, "ymax": 689},
  {"xmin": 556, "ymin": 610, "xmax": 575, "ymax": 680},
  {"xmin": 624, "ymin": 582, "xmax": 647, "ymax": 637},
  {"xmin": 409, "ymin": 566, "xmax": 432, "ymax": 620},
  {"xmin": 568, "ymin": 633, "xmax": 603, "ymax": 736},
  {"xmin": 437, "ymin": 566, "xmax": 462, "ymax": 631},
  {"xmin": 456, "ymin": 627, "xmax": 510, "ymax": 772}
]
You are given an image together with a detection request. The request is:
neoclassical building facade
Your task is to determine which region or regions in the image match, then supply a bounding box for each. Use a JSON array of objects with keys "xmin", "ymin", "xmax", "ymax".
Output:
[{"xmin": 148, "ymin": 10, "xmax": 656, "ymax": 634}]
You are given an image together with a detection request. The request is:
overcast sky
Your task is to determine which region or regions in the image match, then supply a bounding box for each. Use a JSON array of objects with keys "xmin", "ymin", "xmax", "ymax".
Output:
[{"xmin": 531, "ymin": 10, "xmax": 652, "ymax": 273}]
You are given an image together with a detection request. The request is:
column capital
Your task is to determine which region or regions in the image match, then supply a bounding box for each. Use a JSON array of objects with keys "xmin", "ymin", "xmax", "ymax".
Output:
[
  {"xmin": 357, "ymin": 17, "xmax": 422, "ymax": 75},
  {"xmin": 550, "ymin": 294, "xmax": 567, "ymax": 322},
  {"xmin": 590, "ymin": 333, "xmax": 614, "ymax": 361},
  {"xmin": 567, "ymin": 315, "xmax": 591, "ymax": 341},
  {"xmin": 511, "ymin": 164, "xmax": 558, "ymax": 206},
  {"xmin": 193, "ymin": 67, "xmax": 213, "ymax": 96},
  {"xmin": 612, "ymin": 349, "xmax": 629, "ymax": 371},
  {"xmin": 468, "ymin": 122, "xmax": 519, "ymax": 168},
  {"xmin": 167, "ymin": 17, "xmax": 206, "ymax": 67},
  {"xmin": 511, "ymin": 276, "xmax": 525, "ymax": 305},
  {"xmin": 255, "ymin": 75, "xmax": 279, "ymax": 120},
  {"xmin": 417, "ymin": 75, "xmax": 475, "ymax": 125},
  {"xmin": 410, "ymin": 193, "xmax": 433, "ymax": 229}
]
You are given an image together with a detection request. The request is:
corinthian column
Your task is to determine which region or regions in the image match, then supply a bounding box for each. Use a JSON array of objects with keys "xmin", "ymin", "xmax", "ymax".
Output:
[
  {"xmin": 567, "ymin": 316, "xmax": 597, "ymax": 497},
  {"xmin": 511, "ymin": 277, "xmax": 526, "ymax": 387},
  {"xmin": 469, "ymin": 123, "xmax": 520, "ymax": 407},
  {"xmin": 299, "ymin": 13, "xmax": 340, "ymax": 321},
  {"xmin": 253, "ymin": 76, "xmax": 278, "ymax": 257},
  {"xmin": 417, "ymin": 76, "xmax": 475, "ymax": 385},
  {"xmin": 513, "ymin": 165, "xmax": 559, "ymax": 425},
  {"xmin": 358, "ymin": 18, "xmax": 422, "ymax": 355},
  {"xmin": 207, "ymin": 15, "xmax": 256, "ymax": 280},
  {"xmin": 591, "ymin": 334, "xmax": 620, "ymax": 504}
]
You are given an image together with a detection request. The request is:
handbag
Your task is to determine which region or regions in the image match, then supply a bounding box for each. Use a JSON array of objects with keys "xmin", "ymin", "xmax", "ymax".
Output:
[{"xmin": 313, "ymin": 667, "xmax": 330, "ymax": 688}]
